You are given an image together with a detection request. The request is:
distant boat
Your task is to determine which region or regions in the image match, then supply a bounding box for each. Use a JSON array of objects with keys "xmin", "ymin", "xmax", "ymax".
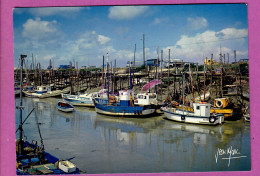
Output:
[
  {"xmin": 24, "ymin": 85, "xmax": 70, "ymax": 98},
  {"xmin": 56, "ymin": 100, "xmax": 74, "ymax": 112},
  {"xmin": 161, "ymin": 102, "xmax": 224, "ymax": 125},
  {"xmin": 93, "ymin": 89, "xmax": 156, "ymax": 116}
]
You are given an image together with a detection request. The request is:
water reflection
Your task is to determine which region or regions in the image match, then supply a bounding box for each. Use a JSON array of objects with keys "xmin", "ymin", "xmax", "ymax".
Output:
[{"xmin": 15, "ymin": 97, "xmax": 250, "ymax": 173}]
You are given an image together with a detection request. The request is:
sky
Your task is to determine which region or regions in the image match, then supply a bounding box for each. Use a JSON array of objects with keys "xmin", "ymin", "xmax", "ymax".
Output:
[{"xmin": 13, "ymin": 4, "xmax": 248, "ymax": 69}]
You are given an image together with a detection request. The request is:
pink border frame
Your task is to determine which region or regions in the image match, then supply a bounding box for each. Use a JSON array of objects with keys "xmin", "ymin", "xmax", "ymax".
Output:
[{"xmin": 1, "ymin": 0, "xmax": 259, "ymax": 176}]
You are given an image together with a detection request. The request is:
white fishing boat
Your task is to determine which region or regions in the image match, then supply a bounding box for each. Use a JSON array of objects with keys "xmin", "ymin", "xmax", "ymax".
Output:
[
  {"xmin": 161, "ymin": 102, "xmax": 224, "ymax": 125},
  {"xmin": 56, "ymin": 100, "xmax": 74, "ymax": 112},
  {"xmin": 161, "ymin": 72, "xmax": 223, "ymax": 125},
  {"xmin": 62, "ymin": 94, "xmax": 94, "ymax": 107},
  {"xmin": 62, "ymin": 89, "xmax": 108, "ymax": 107},
  {"xmin": 24, "ymin": 86, "xmax": 70, "ymax": 98}
]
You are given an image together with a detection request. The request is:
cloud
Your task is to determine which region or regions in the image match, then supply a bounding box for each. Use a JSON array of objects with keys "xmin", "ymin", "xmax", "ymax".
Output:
[
  {"xmin": 108, "ymin": 6, "xmax": 149, "ymax": 20},
  {"xmin": 162, "ymin": 28, "xmax": 248, "ymax": 63},
  {"xmin": 151, "ymin": 17, "xmax": 169, "ymax": 25},
  {"xmin": 60, "ymin": 31, "xmax": 113, "ymax": 62},
  {"xmin": 28, "ymin": 7, "xmax": 84, "ymax": 17},
  {"xmin": 187, "ymin": 17, "xmax": 208, "ymax": 30},
  {"xmin": 22, "ymin": 18, "xmax": 60, "ymax": 41},
  {"xmin": 98, "ymin": 35, "xmax": 111, "ymax": 45}
]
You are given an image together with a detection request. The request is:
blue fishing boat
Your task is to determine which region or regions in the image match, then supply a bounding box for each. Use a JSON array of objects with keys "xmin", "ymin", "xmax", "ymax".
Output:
[
  {"xmin": 93, "ymin": 54, "xmax": 155, "ymax": 116},
  {"xmin": 16, "ymin": 55, "xmax": 81, "ymax": 175},
  {"xmin": 93, "ymin": 89, "xmax": 156, "ymax": 116}
]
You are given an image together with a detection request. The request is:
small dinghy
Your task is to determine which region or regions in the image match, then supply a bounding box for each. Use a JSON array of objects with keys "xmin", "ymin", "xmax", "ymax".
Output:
[
  {"xmin": 58, "ymin": 160, "xmax": 77, "ymax": 173},
  {"xmin": 56, "ymin": 100, "xmax": 74, "ymax": 112}
]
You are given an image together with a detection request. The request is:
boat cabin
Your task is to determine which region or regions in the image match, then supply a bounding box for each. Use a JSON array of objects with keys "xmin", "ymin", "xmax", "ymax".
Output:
[
  {"xmin": 36, "ymin": 86, "xmax": 52, "ymax": 94},
  {"xmin": 135, "ymin": 93, "xmax": 157, "ymax": 105},
  {"xmin": 119, "ymin": 90, "xmax": 134, "ymax": 106},
  {"xmin": 193, "ymin": 103, "xmax": 211, "ymax": 117}
]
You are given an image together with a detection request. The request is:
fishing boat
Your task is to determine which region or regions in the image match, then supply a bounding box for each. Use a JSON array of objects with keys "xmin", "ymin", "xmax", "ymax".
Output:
[
  {"xmin": 161, "ymin": 102, "xmax": 224, "ymax": 125},
  {"xmin": 93, "ymin": 89, "xmax": 156, "ymax": 116},
  {"xmin": 56, "ymin": 100, "xmax": 74, "ymax": 112},
  {"xmin": 62, "ymin": 89, "xmax": 108, "ymax": 107},
  {"xmin": 135, "ymin": 92, "xmax": 158, "ymax": 106},
  {"xmin": 16, "ymin": 55, "xmax": 80, "ymax": 175},
  {"xmin": 161, "ymin": 72, "xmax": 224, "ymax": 125},
  {"xmin": 62, "ymin": 94, "xmax": 94, "ymax": 107},
  {"xmin": 23, "ymin": 85, "xmax": 70, "ymax": 98},
  {"xmin": 93, "ymin": 54, "xmax": 155, "ymax": 116}
]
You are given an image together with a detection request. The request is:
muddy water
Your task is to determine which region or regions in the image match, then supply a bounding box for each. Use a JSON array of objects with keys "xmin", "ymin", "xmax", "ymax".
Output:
[{"xmin": 15, "ymin": 97, "xmax": 251, "ymax": 174}]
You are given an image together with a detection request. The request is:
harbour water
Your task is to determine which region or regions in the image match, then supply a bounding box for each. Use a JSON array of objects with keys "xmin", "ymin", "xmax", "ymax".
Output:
[{"xmin": 15, "ymin": 97, "xmax": 251, "ymax": 174}]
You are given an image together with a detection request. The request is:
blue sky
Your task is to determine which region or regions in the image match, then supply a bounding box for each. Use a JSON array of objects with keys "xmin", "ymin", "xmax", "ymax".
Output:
[{"xmin": 13, "ymin": 4, "xmax": 248, "ymax": 68}]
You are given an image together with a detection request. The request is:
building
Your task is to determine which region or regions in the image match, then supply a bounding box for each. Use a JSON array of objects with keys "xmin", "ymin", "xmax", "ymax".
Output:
[
  {"xmin": 145, "ymin": 59, "xmax": 160, "ymax": 66},
  {"xmin": 165, "ymin": 59, "xmax": 184, "ymax": 68},
  {"xmin": 59, "ymin": 65, "xmax": 74, "ymax": 69}
]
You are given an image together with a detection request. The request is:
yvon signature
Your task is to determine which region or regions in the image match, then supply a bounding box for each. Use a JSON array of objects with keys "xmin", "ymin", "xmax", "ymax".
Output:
[{"xmin": 215, "ymin": 146, "xmax": 247, "ymax": 167}]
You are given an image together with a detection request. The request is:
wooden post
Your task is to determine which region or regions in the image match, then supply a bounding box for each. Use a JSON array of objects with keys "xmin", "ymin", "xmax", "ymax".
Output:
[
  {"xmin": 168, "ymin": 49, "xmax": 170, "ymax": 97},
  {"xmin": 76, "ymin": 62, "xmax": 79, "ymax": 94},
  {"xmin": 160, "ymin": 50, "xmax": 163, "ymax": 100},
  {"xmin": 203, "ymin": 59, "xmax": 206, "ymax": 101},
  {"xmin": 189, "ymin": 63, "xmax": 194, "ymax": 103},
  {"xmin": 220, "ymin": 54, "xmax": 223, "ymax": 97},
  {"xmin": 227, "ymin": 53, "xmax": 230, "ymax": 71},
  {"xmin": 210, "ymin": 54, "xmax": 213, "ymax": 88},
  {"xmin": 102, "ymin": 56, "xmax": 105, "ymax": 87}
]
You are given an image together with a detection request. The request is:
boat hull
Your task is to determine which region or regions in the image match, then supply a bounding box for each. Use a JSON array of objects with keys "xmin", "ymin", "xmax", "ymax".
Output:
[
  {"xmin": 57, "ymin": 106, "xmax": 74, "ymax": 112},
  {"xmin": 63, "ymin": 98, "xmax": 94, "ymax": 107},
  {"xmin": 56, "ymin": 101, "xmax": 74, "ymax": 112},
  {"xmin": 162, "ymin": 108, "xmax": 224, "ymax": 125},
  {"xmin": 94, "ymin": 100, "xmax": 155, "ymax": 116}
]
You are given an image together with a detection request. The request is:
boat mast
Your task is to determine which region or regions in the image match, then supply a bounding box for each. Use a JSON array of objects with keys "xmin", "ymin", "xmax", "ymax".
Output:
[
  {"xmin": 18, "ymin": 54, "xmax": 27, "ymax": 155},
  {"xmin": 107, "ymin": 53, "xmax": 109, "ymax": 101},
  {"xmin": 155, "ymin": 46, "xmax": 159, "ymax": 93},
  {"xmin": 182, "ymin": 71, "xmax": 185, "ymax": 113},
  {"xmin": 129, "ymin": 59, "xmax": 132, "ymax": 90}
]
